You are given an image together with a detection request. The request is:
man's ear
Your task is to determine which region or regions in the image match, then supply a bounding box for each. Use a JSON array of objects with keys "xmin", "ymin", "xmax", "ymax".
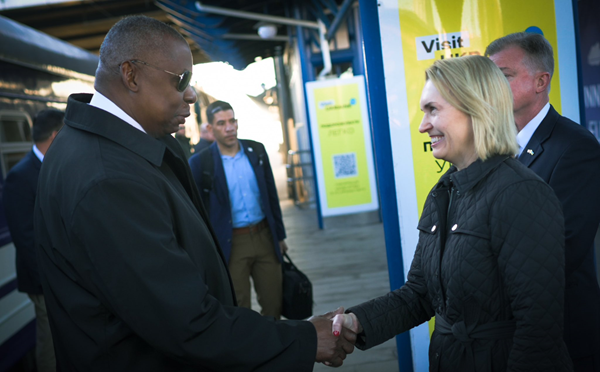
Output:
[
  {"xmin": 535, "ymin": 71, "xmax": 551, "ymax": 93},
  {"xmin": 120, "ymin": 61, "xmax": 139, "ymax": 92}
]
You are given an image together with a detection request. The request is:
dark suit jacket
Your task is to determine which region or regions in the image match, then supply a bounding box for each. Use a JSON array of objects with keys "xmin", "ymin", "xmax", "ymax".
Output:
[
  {"xmin": 35, "ymin": 94, "xmax": 315, "ymax": 372},
  {"xmin": 2, "ymin": 150, "xmax": 42, "ymax": 294},
  {"xmin": 193, "ymin": 137, "xmax": 212, "ymax": 154},
  {"xmin": 518, "ymin": 105, "xmax": 600, "ymax": 359},
  {"xmin": 188, "ymin": 140, "xmax": 286, "ymax": 263}
]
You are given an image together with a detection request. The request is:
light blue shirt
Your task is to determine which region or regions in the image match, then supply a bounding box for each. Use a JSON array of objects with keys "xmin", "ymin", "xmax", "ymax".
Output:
[
  {"xmin": 517, "ymin": 102, "xmax": 550, "ymax": 156},
  {"xmin": 221, "ymin": 142, "xmax": 265, "ymax": 228},
  {"xmin": 32, "ymin": 144, "xmax": 44, "ymax": 162}
]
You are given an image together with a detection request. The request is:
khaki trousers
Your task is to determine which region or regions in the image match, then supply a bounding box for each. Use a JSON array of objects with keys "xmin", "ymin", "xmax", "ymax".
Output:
[
  {"xmin": 28, "ymin": 294, "xmax": 56, "ymax": 372},
  {"xmin": 228, "ymin": 226, "xmax": 282, "ymax": 318}
]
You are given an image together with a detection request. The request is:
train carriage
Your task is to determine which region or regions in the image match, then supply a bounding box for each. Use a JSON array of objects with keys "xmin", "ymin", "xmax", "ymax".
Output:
[{"xmin": 0, "ymin": 14, "xmax": 98, "ymax": 371}]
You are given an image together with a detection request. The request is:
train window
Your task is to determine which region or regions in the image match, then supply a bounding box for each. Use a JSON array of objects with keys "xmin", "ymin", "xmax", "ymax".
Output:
[
  {"xmin": 0, "ymin": 111, "xmax": 33, "ymax": 178},
  {"xmin": 0, "ymin": 113, "xmax": 32, "ymax": 143}
]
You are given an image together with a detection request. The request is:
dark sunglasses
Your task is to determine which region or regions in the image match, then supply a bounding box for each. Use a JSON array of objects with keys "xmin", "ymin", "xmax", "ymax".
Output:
[{"xmin": 128, "ymin": 59, "xmax": 192, "ymax": 92}]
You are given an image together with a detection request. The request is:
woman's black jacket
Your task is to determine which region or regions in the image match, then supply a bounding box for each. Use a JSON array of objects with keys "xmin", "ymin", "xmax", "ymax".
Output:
[{"xmin": 349, "ymin": 156, "xmax": 573, "ymax": 371}]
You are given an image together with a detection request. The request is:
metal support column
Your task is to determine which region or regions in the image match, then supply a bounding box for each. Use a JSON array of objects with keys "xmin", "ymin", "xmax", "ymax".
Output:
[
  {"xmin": 294, "ymin": 1, "xmax": 324, "ymax": 229},
  {"xmin": 273, "ymin": 46, "xmax": 292, "ymax": 155},
  {"xmin": 357, "ymin": 1, "xmax": 413, "ymax": 371}
]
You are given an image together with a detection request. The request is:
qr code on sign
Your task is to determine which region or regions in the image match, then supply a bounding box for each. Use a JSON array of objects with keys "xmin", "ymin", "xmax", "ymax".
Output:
[{"xmin": 333, "ymin": 153, "xmax": 358, "ymax": 179}]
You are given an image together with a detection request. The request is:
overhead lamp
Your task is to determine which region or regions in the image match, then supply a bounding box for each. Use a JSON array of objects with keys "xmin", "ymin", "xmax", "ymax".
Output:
[{"xmin": 257, "ymin": 23, "xmax": 277, "ymax": 39}]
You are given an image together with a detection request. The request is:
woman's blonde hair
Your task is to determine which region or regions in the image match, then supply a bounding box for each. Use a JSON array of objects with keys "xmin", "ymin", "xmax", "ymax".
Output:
[{"xmin": 425, "ymin": 55, "xmax": 518, "ymax": 160}]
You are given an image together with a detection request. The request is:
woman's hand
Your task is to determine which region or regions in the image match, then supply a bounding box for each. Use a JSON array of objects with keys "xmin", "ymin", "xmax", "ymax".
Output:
[{"xmin": 331, "ymin": 313, "xmax": 362, "ymax": 336}]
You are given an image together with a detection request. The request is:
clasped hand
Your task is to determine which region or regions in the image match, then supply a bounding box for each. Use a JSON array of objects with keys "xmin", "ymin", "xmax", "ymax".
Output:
[{"xmin": 308, "ymin": 307, "xmax": 361, "ymax": 367}]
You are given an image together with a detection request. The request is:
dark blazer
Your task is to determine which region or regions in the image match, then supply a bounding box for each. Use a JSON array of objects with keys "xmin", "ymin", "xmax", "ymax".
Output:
[
  {"xmin": 35, "ymin": 94, "xmax": 316, "ymax": 372},
  {"xmin": 518, "ymin": 105, "xmax": 600, "ymax": 360},
  {"xmin": 2, "ymin": 150, "xmax": 43, "ymax": 294},
  {"xmin": 188, "ymin": 140, "xmax": 286, "ymax": 263},
  {"xmin": 350, "ymin": 156, "xmax": 572, "ymax": 371}
]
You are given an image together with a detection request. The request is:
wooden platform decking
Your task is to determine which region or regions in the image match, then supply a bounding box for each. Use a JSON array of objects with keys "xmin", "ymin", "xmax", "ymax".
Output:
[{"xmin": 251, "ymin": 198, "xmax": 400, "ymax": 372}]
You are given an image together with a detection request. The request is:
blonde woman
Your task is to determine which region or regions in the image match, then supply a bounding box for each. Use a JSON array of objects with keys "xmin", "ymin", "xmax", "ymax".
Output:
[{"xmin": 332, "ymin": 55, "xmax": 573, "ymax": 371}]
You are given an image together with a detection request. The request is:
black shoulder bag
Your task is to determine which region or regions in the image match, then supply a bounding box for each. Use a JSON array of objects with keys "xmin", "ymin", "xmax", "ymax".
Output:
[{"xmin": 281, "ymin": 252, "xmax": 313, "ymax": 320}]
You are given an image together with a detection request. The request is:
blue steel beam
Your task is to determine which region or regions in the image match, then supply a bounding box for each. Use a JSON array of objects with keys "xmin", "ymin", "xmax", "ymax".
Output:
[
  {"xmin": 349, "ymin": 7, "xmax": 364, "ymax": 77},
  {"xmin": 294, "ymin": 0, "xmax": 323, "ymax": 229},
  {"xmin": 357, "ymin": 1, "xmax": 413, "ymax": 372},
  {"xmin": 326, "ymin": 0, "xmax": 353, "ymax": 41},
  {"xmin": 318, "ymin": 0, "xmax": 339, "ymax": 16},
  {"xmin": 159, "ymin": 0, "xmax": 251, "ymax": 70},
  {"xmin": 176, "ymin": 23, "xmax": 214, "ymax": 42},
  {"xmin": 179, "ymin": 27, "xmax": 240, "ymax": 62},
  {"xmin": 157, "ymin": 1, "xmax": 229, "ymax": 37},
  {"xmin": 155, "ymin": 0, "xmax": 225, "ymax": 28},
  {"xmin": 166, "ymin": 13, "xmax": 216, "ymax": 40},
  {"xmin": 308, "ymin": 0, "xmax": 331, "ymax": 28},
  {"xmin": 309, "ymin": 48, "xmax": 354, "ymax": 65},
  {"xmin": 307, "ymin": 29, "xmax": 321, "ymax": 51}
]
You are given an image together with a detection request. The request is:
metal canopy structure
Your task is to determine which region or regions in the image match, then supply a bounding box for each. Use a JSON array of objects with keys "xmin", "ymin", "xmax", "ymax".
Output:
[
  {"xmin": 0, "ymin": 0, "xmax": 210, "ymax": 63},
  {"xmin": 0, "ymin": 0, "xmax": 352, "ymax": 71},
  {"xmin": 155, "ymin": 0, "xmax": 354, "ymax": 70},
  {"xmin": 157, "ymin": 0, "xmax": 292, "ymax": 70}
]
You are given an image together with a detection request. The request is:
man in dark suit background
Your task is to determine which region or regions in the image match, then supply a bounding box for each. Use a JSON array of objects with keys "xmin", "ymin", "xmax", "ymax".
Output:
[
  {"xmin": 194, "ymin": 121, "xmax": 214, "ymax": 153},
  {"xmin": 487, "ymin": 32, "xmax": 600, "ymax": 371},
  {"xmin": 189, "ymin": 100, "xmax": 287, "ymax": 319},
  {"xmin": 3, "ymin": 108, "xmax": 64, "ymax": 372},
  {"xmin": 174, "ymin": 124, "xmax": 193, "ymax": 159}
]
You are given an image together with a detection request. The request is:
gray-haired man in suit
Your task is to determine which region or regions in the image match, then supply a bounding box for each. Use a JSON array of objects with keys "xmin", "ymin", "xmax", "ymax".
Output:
[{"xmin": 487, "ymin": 32, "xmax": 600, "ymax": 371}]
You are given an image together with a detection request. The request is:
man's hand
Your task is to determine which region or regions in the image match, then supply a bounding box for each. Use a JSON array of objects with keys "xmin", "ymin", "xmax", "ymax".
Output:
[
  {"xmin": 279, "ymin": 240, "xmax": 289, "ymax": 254},
  {"xmin": 332, "ymin": 313, "xmax": 362, "ymax": 336},
  {"xmin": 308, "ymin": 308, "xmax": 356, "ymax": 367}
]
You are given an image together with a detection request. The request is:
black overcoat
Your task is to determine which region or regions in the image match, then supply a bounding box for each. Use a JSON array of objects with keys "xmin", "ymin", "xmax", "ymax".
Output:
[
  {"xmin": 518, "ymin": 105, "xmax": 600, "ymax": 361},
  {"xmin": 349, "ymin": 156, "xmax": 573, "ymax": 371},
  {"xmin": 34, "ymin": 94, "xmax": 316, "ymax": 372}
]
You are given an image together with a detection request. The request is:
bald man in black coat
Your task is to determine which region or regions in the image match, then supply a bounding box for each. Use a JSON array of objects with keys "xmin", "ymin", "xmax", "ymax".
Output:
[{"xmin": 34, "ymin": 16, "xmax": 354, "ymax": 372}]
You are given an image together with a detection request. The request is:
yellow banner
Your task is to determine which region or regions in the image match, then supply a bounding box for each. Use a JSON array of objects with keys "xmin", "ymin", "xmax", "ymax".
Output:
[
  {"xmin": 398, "ymin": 0, "xmax": 561, "ymax": 215},
  {"xmin": 312, "ymin": 82, "xmax": 372, "ymax": 208}
]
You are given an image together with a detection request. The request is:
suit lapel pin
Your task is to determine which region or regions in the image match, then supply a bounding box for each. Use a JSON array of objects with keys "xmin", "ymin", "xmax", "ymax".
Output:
[
  {"xmin": 248, "ymin": 147, "xmax": 253, "ymax": 152},
  {"xmin": 527, "ymin": 149, "xmax": 534, "ymax": 156}
]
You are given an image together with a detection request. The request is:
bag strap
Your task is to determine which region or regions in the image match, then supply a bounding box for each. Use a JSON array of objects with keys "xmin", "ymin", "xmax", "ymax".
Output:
[
  {"xmin": 283, "ymin": 252, "xmax": 298, "ymax": 270},
  {"xmin": 199, "ymin": 149, "xmax": 214, "ymax": 214}
]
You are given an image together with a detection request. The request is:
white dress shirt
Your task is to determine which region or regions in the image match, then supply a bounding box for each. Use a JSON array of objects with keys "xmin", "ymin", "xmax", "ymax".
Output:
[
  {"xmin": 33, "ymin": 144, "xmax": 44, "ymax": 162},
  {"xmin": 516, "ymin": 102, "xmax": 550, "ymax": 156},
  {"xmin": 89, "ymin": 91, "xmax": 146, "ymax": 134}
]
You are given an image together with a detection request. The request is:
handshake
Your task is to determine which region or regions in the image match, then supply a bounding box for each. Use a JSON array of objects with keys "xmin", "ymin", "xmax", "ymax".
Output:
[{"xmin": 308, "ymin": 307, "xmax": 363, "ymax": 367}]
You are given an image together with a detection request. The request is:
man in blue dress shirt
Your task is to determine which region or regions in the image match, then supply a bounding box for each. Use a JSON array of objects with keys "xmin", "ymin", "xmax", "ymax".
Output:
[{"xmin": 189, "ymin": 100, "xmax": 288, "ymax": 318}]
